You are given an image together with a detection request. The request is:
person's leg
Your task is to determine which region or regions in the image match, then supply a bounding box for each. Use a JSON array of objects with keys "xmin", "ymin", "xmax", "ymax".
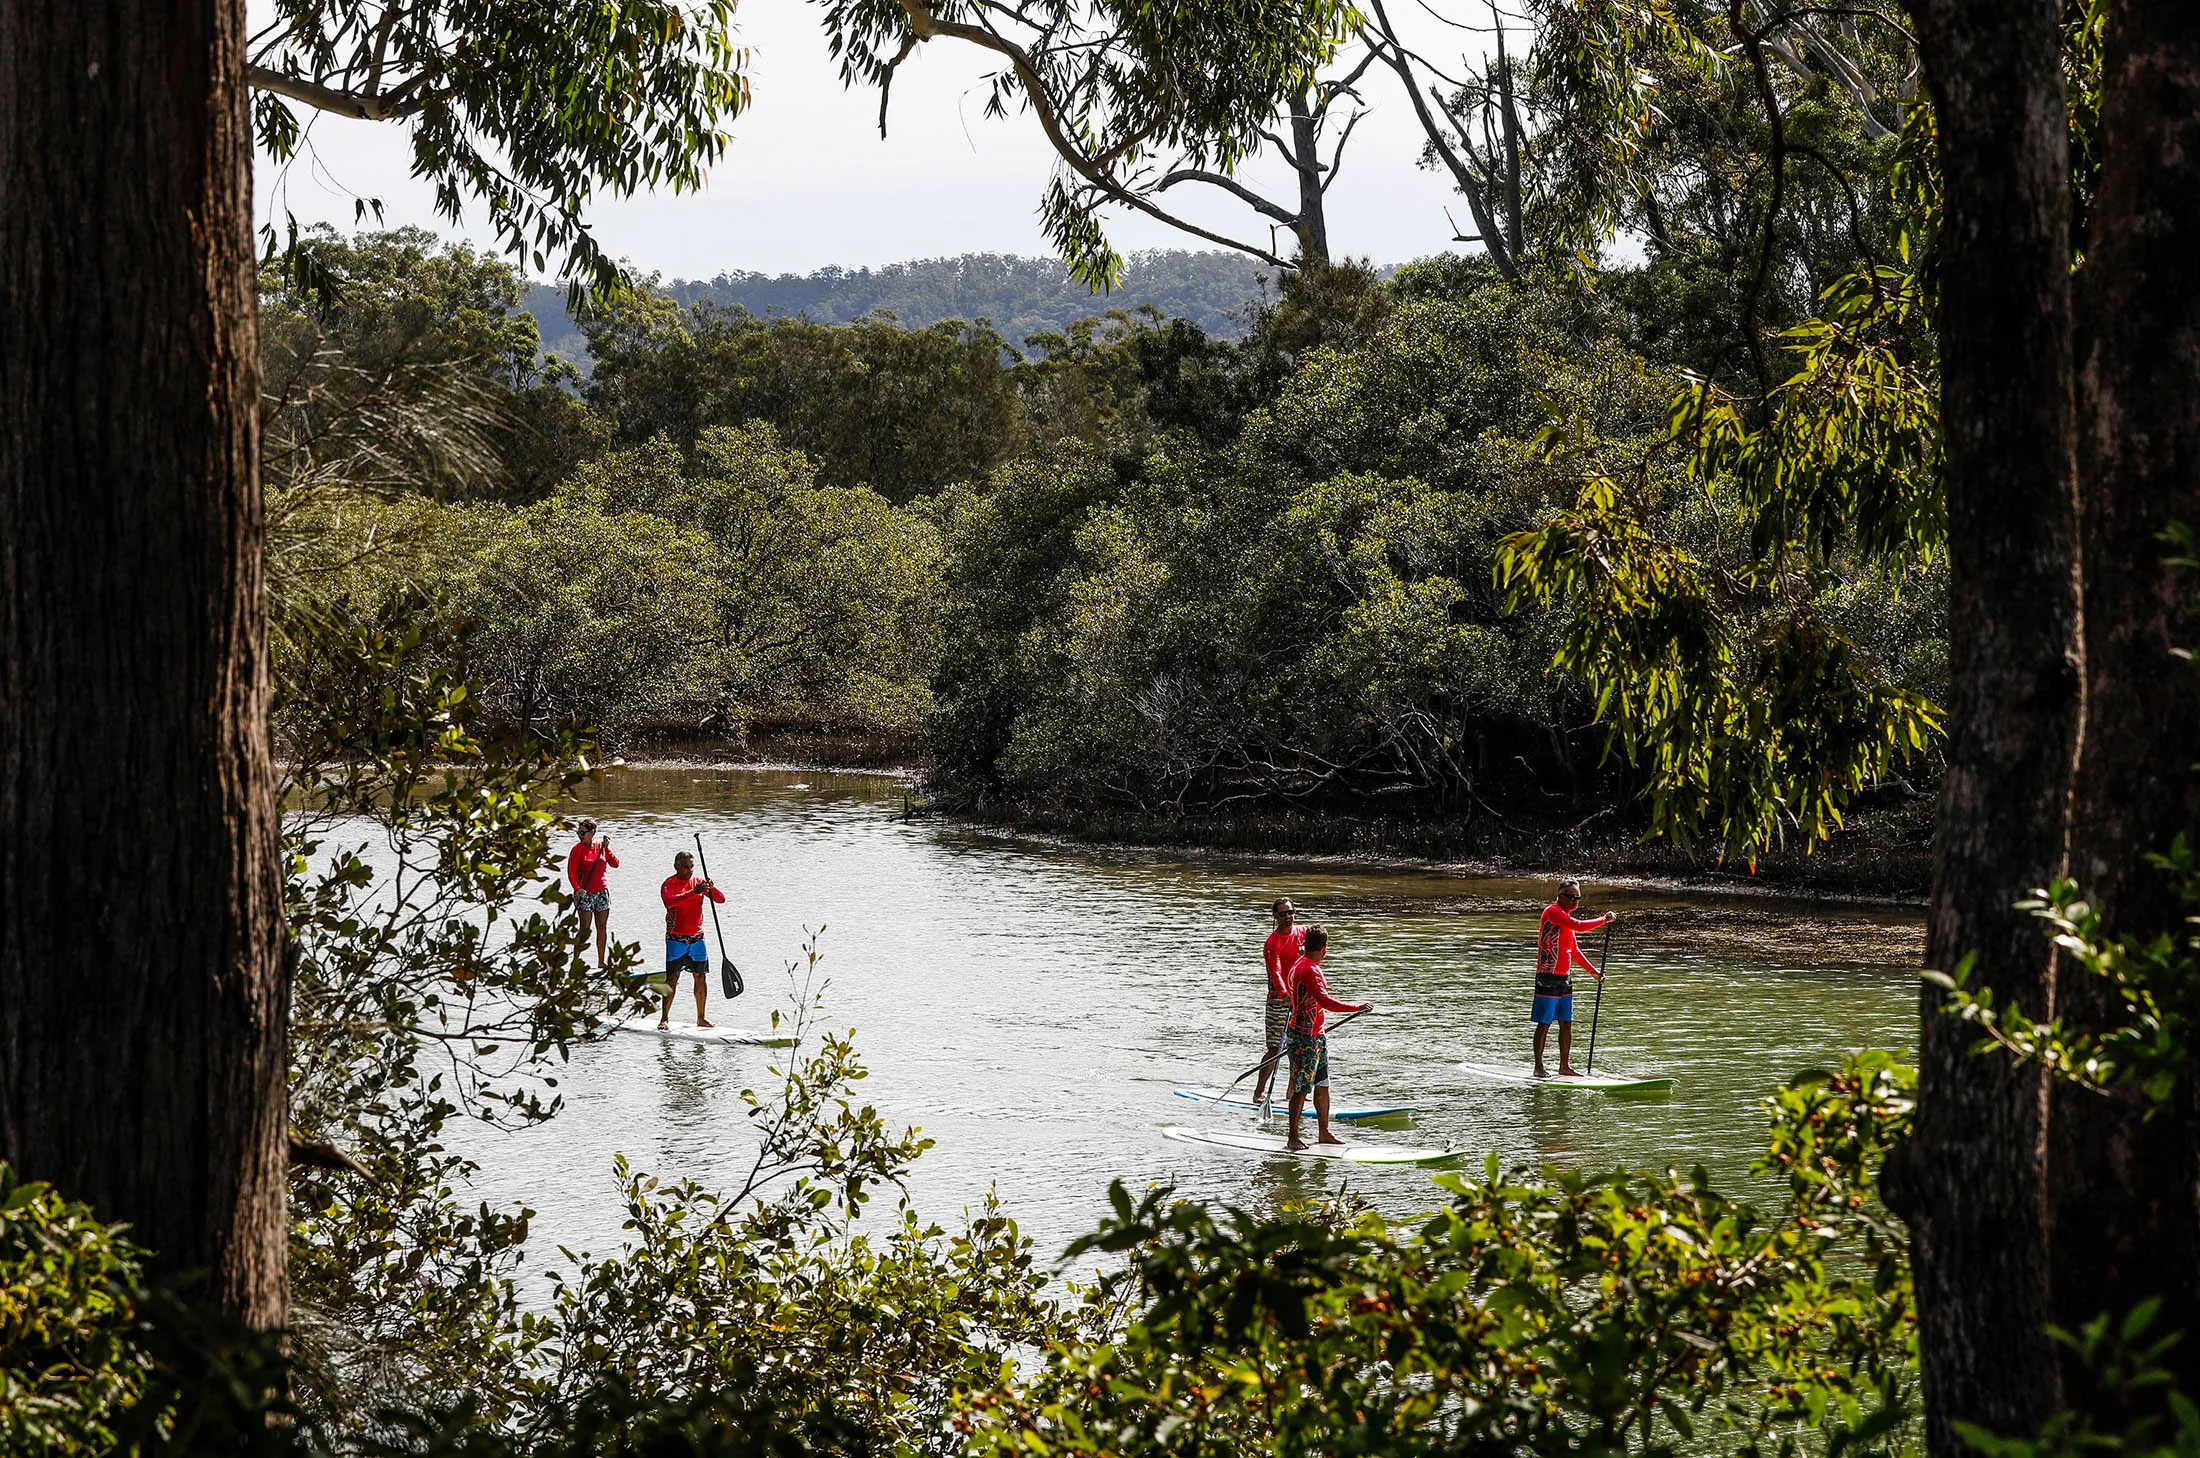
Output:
[
  {"xmin": 693, "ymin": 965, "xmax": 712, "ymax": 1027},
  {"xmin": 1313, "ymin": 1038, "xmax": 1341, "ymax": 1142},
  {"xmin": 1285, "ymin": 1035, "xmax": 1309, "ymax": 1149},
  {"xmin": 1557, "ymin": 1019, "xmax": 1576, "ymax": 1075},
  {"xmin": 1533, "ymin": 1018, "xmax": 1550, "ymax": 1076},
  {"xmin": 660, "ymin": 940, "xmax": 680, "ymax": 1025},
  {"xmin": 1254, "ymin": 1040, "xmax": 1279, "ymax": 1104},
  {"xmin": 592, "ymin": 907, "xmax": 609, "ymax": 970}
]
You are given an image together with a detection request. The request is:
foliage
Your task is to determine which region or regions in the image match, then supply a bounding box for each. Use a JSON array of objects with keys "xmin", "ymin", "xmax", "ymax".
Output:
[
  {"xmin": 277, "ymin": 604, "xmax": 644, "ymax": 1432},
  {"xmin": 967, "ymin": 1053, "xmax": 1919, "ymax": 1458},
  {"xmin": 251, "ymin": 2, "xmax": 747, "ymax": 296},
  {"xmin": 928, "ymin": 274, "xmax": 1928, "ymax": 829},
  {"xmin": 262, "ymin": 229, "xmax": 607, "ymax": 506},
  {"xmin": 584, "ymin": 296, "xmax": 1025, "ymax": 503},
  {"xmin": 0, "ymin": 1167, "xmax": 149, "ymax": 1454},
  {"xmin": 1929, "ymin": 840, "xmax": 2200, "ymax": 1115}
]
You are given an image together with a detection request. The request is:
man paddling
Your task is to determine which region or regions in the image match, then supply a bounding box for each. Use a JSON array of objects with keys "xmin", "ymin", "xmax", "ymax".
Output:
[
  {"xmin": 659, "ymin": 851, "xmax": 726, "ymax": 1030},
  {"xmin": 1252, "ymin": 897, "xmax": 1305, "ymax": 1106},
  {"xmin": 1283, "ymin": 926, "xmax": 1373, "ymax": 1151},
  {"xmin": 1533, "ymin": 880, "xmax": 1611, "ymax": 1078}
]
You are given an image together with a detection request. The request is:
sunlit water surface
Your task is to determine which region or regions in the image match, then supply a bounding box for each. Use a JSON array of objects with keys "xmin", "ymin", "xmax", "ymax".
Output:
[{"xmin": 442, "ymin": 767, "xmax": 1924, "ymax": 1275}]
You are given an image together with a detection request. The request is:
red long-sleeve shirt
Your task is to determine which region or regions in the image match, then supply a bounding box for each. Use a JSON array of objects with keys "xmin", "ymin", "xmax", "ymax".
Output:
[
  {"xmin": 1286, "ymin": 954, "xmax": 1358, "ymax": 1035},
  {"xmin": 660, "ymin": 874, "xmax": 726, "ymax": 937},
  {"xmin": 567, "ymin": 841, "xmax": 618, "ymax": 894},
  {"xmin": 1263, "ymin": 925, "xmax": 1306, "ymax": 1001},
  {"xmin": 1536, "ymin": 903, "xmax": 1609, "ymax": 982}
]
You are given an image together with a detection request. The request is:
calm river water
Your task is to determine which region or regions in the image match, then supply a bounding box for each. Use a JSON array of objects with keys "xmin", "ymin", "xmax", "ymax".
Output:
[{"xmin": 453, "ymin": 766, "xmax": 1925, "ymax": 1269}]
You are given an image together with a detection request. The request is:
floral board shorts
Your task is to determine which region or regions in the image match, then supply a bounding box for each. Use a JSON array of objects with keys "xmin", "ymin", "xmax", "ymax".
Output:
[
  {"xmin": 574, "ymin": 889, "xmax": 610, "ymax": 914},
  {"xmin": 1286, "ymin": 1029, "xmax": 1329, "ymax": 1099},
  {"xmin": 1264, "ymin": 995, "xmax": 1292, "ymax": 1047}
]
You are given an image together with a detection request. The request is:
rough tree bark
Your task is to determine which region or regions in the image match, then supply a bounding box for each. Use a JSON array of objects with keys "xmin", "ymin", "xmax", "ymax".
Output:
[
  {"xmin": 0, "ymin": 0, "xmax": 287, "ymax": 1324},
  {"xmin": 2055, "ymin": 0, "xmax": 2200, "ymax": 1400},
  {"xmin": 1284, "ymin": 89, "xmax": 1333, "ymax": 268},
  {"xmin": 1894, "ymin": 0, "xmax": 2081, "ymax": 1450}
]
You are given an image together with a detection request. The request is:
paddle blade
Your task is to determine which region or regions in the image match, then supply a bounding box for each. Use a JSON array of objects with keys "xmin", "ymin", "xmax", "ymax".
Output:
[{"xmin": 721, "ymin": 960, "xmax": 743, "ymax": 998}]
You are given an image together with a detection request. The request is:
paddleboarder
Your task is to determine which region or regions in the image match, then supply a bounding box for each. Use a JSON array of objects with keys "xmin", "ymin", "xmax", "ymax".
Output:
[
  {"xmin": 1252, "ymin": 897, "xmax": 1306, "ymax": 1106},
  {"xmin": 1533, "ymin": 880, "xmax": 1611, "ymax": 1078},
  {"xmin": 659, "ymin": 851, "xmax": 726, "ymax": 1030},
  {"xmin": 1283, "ymin": 926, "xmax": 1373, "ymax": 1151},
  {"xmin": 566, "ymin": 819, "xmax": 618, "ymax": 971}
]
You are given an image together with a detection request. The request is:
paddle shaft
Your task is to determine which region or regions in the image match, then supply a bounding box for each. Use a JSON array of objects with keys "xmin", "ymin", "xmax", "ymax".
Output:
[
  {"xmin": 1224, "ymin": 1006, "xmax": 1370, "ymax": 1101},
  {"xmin": 692, "ymin": 834, "xmax": 734, "ymax": 973},
  {"xmin": 1586, "ymin": 924, "xmax": 1609, "ymax": 1073}
]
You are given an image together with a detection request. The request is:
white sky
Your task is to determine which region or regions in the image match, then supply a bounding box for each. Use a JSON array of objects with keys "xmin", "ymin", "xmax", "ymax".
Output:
[{"xmin": 252, "ymin": 0, "xmax": 1486, "ymax": 280}]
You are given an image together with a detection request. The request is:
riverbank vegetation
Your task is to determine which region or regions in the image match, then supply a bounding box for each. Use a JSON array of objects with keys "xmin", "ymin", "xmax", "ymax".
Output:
[{"xmin": 270, "ymin": 206, "xmax": 1945, "ymax": 878}]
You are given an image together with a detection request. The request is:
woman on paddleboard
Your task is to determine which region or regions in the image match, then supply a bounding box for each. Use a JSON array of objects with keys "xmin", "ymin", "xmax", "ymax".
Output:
[
  {"xmin": 1253, "ymin": 898, "xmax": 1305, "ymax": 1106},
  {"xmin": 1284, "ymin": 926, "xmax": 1373, "ymax": 1151},
  {"xmin": 567, "ymin": 820, "xmax": 618, "ymax": 971},
  {"xmin": 1533, "ymin": 880, "xmax": 1610, "ymax": 1078}
]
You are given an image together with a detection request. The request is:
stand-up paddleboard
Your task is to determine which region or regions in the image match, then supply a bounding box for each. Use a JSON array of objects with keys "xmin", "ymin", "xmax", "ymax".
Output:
[
  {"xmin": 1458, "ymin": 1061, "xmax": 1673, "ymax": 1092},
  {"xmin": 1159, "ymin": 1125, "xmax": 1459, "ymax": 1165},
  {"xmin": 1172, "ymin": 1087, "xmax": 1418, "ymax": 1121},
  {"xmin": 609, "ymin": 1017, "xmax": 797, "ymax": 1048}
]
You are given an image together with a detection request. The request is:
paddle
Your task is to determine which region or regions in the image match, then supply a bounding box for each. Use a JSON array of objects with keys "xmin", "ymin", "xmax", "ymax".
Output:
[
  {"xmin": 1221, "ymin": 1006, "xmax": 1371, "ymax": 1102},
  {"xmin": 691, "ymin": 833, "xmax": 743, "ymax": 999},
  {"xmin": 1586, "ymin": 923, "xmax": 1610, "ymax": 1074}
]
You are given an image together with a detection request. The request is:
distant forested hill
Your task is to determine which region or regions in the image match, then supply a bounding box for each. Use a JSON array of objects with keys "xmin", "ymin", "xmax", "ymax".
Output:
[{"xmin": 525, "ymin": 250, "xmax": 1275, "ymax": 364}]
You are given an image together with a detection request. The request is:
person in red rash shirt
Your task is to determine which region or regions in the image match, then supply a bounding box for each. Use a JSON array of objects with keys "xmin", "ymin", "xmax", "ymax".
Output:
[
  {"xmin": 1253, "ymin": 897, "xmax": 1305, "ymax": 1105},
  {"xmin": 566, "ymin": 819, "xmax": 618, "ymax": 970},
  {"xmin": 1283, "ymin": 926, "xmax": 1373, "ymax": 1150},
  {"xmin": 1533, "ymin": 879, "xmax": 1611, "ymax": 1077},
  {"xmin": 659, "ymin": 850, "xmax": 726, "ymax": 1029}
]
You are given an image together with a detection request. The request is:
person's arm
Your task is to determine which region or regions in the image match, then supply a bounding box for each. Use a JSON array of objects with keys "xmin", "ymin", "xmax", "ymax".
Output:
[
  {"xmin": 661, "ymin": 879, "xmax": 684, "ymax": 911},
  {"xmin": 1313, "ymin": 985, "xmax": 1360, "ymax": 1014},
  {"xmin": 704, "ymin": 883, "xmax": 726, "ymax": 904},
  {"xmin": 567, "ymin": 845, "xmax": 584, "ymax": 889},
  {"xmin": 604, "ymin": 847, "xmax": 619, "ymax": 869},
  {"xmin": 1557, "ymin": 908, "xmax": 1609, "ymax": 932},
  {"xmin": 1264, "ymin": 941, "xmax": 1289, "ymax": 1000}
]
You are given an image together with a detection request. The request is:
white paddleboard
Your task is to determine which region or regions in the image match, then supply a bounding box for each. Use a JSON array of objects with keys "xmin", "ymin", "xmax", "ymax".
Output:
[
  {"xmin": 609, "ymin": 1017, "xmax": 797, "ymax": 1048},
  {"xmin": 1172, "ymin": 1087, "xmax": 1417, "ymax": 1121},
  {"xmin": 1158, "ymin": 1124, "xmax": 1459, "ymax": 1165},
  {"xmin": 1458, "ymin": 1061, "xmax": 1673, "ymax": 1092}
]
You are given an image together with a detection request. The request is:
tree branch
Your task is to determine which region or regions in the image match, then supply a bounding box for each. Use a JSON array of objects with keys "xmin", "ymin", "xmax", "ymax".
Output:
[
  {"xmin": 893, "ymin": 0, "xmax": 1297, "ymax": 270},
  {"xmin": 249, "ymin": 64, "xmax": 432, "ymax": 121},
  {"xmin": 1157, "ymin": 168, "xmax": 1300, "ymax": 226}
]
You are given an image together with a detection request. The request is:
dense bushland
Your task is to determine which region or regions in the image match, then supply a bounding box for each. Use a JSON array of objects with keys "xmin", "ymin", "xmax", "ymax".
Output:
[{"xmin": 277, "ymin": 229, "xmax": 1943, "ymax": 856}]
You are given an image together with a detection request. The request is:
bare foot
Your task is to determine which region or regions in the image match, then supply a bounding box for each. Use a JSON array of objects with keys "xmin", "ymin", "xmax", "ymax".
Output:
[
  {"xmin": 1285, "ymin": 1138, "xmax": 1309, "ymax": 1152},
  {"xmin": 1533, "ymin": 1065, "xmax": 1549, "ymax": 1078},
  {"xmin": 1557, "ymin": 1065, "xmax": 1580, "ymax": 1077},
  {"xmin": 1317, "ymin": 1131, "xmax": 1346, "ymax": 1145},
  {"xmin": 696, "ymin": 1019, "xmax": 715, "ymax": 1029},
  {"xmin": 657, "ymin": 1022, "xmax": 671, "ymax": 1030}
]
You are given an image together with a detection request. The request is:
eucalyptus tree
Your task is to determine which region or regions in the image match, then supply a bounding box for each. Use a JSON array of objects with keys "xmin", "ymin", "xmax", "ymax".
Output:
[
  {"xmin": 814, "ymin": 0, "xmax": 1357, "ymax": 282},
  {"xmin": 0, "ymin": 0, "xmax": 749, "ymax": 1328}
]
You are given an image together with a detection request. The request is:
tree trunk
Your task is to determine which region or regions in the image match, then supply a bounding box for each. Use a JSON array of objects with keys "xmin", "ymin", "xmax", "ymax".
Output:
[
  {"xmin": 1896, "ymin": 0, "xmax": 2081, "ymax": 1450},
  {"xmin": 1285, "ymin": 89, "xmax": 1332, "ymax": 269},
  {"xmin": 2056, "ymin": 0, "xmax": 2200, "ymax": 1400},
  {"xmin": 0, "ymin": 0, "xmax": 286, "ymax": 1326}
]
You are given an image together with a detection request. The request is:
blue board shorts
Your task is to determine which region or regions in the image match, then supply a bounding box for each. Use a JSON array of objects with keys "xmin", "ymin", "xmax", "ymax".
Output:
[
  {"xmin": 1531, "ymin": 992, "xmax": 1575, "ymax": 1025},
  {"xmin": 665, "ymin": 935, "xmax": 710, "ymax": 977}
]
